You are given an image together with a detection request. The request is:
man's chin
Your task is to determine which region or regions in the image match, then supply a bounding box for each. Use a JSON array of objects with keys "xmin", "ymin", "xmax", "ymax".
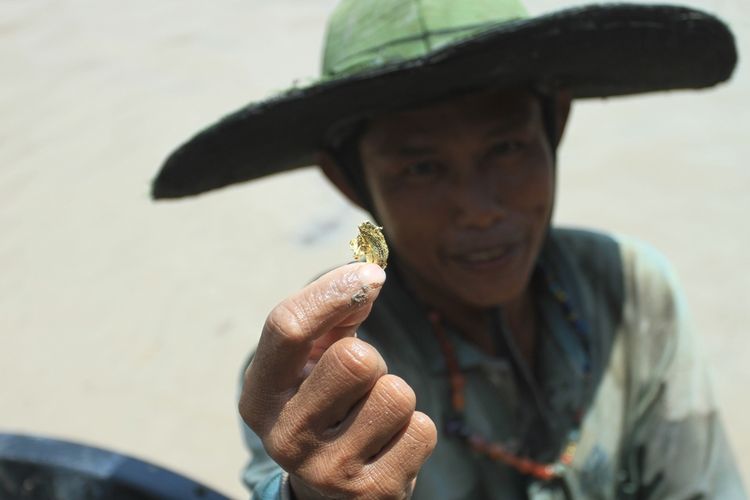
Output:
[
  {"xmin": 443, "ymin": 262, "xmax": 530, "ymax": 306},
  {"xmin": 400, "ymin": 258, "xmax": 530, "ymax": 310},
  {"xmin": 453, "ymin": 281, "xmax": 527, "ymax": 310}
]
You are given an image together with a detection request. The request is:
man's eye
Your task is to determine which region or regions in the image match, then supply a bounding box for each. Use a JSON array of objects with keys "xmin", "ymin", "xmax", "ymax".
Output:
[
  {"xmin": 489, "ymin": 141, "xmax": 523, "ymax": 156},
  {"xmin": 405, "ymin": 161, "xmax": 439, "ymax": 177}
]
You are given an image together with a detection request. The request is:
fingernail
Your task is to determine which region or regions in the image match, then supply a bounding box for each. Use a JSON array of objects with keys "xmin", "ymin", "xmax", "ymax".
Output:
[{"xmin": 357, "ymin": 263, "xmax": 386, "ymax": 286}]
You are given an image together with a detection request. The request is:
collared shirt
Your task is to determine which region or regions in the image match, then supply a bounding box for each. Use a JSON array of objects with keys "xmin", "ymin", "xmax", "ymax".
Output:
[{"xmin": 241, "ymin": 228, "xmax": 746, "ymax": 499}]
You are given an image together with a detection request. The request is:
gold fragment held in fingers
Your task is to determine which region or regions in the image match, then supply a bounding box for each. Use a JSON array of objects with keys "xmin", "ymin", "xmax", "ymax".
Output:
[{"xmin": 349, "ymin": 221, "xmax": 389, "ymax": 269}]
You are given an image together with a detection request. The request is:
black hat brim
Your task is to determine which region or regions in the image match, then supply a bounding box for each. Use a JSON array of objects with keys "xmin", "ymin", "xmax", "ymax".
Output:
[{"xmin": 152, "ymin": 4, "xmax": 737, "ymax": 199}]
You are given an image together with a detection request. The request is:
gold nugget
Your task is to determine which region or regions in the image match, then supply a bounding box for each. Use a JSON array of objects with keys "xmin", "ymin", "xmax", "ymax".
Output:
[{"xmin": 350, "ymin": 221, "xmax": 389, "ymax": 269}]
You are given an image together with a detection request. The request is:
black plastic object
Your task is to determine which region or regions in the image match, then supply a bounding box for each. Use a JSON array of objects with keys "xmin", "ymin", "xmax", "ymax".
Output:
[{"xmin": 0, "ymin": 433, "xmax": 231, "ymax": 500}]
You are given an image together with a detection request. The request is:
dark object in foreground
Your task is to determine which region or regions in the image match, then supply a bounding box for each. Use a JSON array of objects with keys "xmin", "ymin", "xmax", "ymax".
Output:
[{"xmin": 0, "ymin": 433, "xmax": 230, "ymax": 500}]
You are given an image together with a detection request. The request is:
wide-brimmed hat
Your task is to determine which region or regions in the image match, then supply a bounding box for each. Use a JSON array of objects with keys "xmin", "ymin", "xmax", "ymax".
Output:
[{"xmin": 152, "ymin": 0, "xmax": 737, "ymax": 199}]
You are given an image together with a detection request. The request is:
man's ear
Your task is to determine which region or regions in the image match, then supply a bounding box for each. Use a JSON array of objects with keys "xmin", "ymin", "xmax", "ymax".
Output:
[
  {"xmin": 317, "ymin": 151, "xmax": 366, "ymax": 209},
  {"xmin": 554, "ymin": 90, "xmax": 573, "ymax": 146}
]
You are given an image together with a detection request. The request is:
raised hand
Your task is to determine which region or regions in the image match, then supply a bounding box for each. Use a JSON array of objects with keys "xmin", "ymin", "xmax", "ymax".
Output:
[{"xmin": 239, "ymin": 263, "xmax": 437, "ymax": 499}]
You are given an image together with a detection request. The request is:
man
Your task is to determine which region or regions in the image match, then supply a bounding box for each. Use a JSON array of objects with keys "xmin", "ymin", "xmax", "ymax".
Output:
[{"xmin": 153, "ymin": 0, "xmax": 745, "ymax": 498}]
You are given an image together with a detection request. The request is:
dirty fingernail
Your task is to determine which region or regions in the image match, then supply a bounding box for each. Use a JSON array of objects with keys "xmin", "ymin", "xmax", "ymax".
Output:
[{"xmin": 357, "ymin": 263, "xmax": 386, "ymax": 286}]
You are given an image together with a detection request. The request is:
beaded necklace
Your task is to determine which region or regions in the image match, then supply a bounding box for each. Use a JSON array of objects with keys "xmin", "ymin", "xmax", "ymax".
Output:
[{"xmin": 428, "ymin": 267, "xmax": 591, "ymax": 482}]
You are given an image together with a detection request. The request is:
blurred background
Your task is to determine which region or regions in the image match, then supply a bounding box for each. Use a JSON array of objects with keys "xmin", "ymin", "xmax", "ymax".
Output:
[{"xmin": 0, "ymin": 0, "xmax": 747, "ymax": 497}]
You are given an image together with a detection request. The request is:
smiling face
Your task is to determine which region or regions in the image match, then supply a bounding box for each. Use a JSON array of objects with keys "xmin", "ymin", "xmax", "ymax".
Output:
[{"xmin": 357, "ymin": 88, "xmax": 559, "ymax": 310}]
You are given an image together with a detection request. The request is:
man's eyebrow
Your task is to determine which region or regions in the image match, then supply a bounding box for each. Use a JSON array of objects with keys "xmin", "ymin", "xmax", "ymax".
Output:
[{"xmin": 484, "ymin": 112, "xmax": 532, "ymax": 137}]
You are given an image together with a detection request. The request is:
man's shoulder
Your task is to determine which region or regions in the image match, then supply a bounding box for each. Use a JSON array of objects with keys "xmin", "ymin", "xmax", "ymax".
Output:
[
  {"xmin": 549, "ymin": 226, "xmax": 673, "ymax": 283},
  {"xmin": 548, "ymin": 227, "xmax": 683, "ymax": 328},
  {"xmin": 553, "ymin": 227, "xmax": 689, "ymax": 367},
  {"xmin": 548, "ymin": 226, "xmax": 624, "ymax": 291},
  {"xmin": 549, "ymin": 226, "xmax": 620, "ymax": 260}
]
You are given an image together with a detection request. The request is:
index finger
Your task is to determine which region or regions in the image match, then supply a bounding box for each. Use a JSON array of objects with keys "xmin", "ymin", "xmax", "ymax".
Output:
[{"xmin": 242, "ymin": 263, "xmax": 386, "ymax": 416}]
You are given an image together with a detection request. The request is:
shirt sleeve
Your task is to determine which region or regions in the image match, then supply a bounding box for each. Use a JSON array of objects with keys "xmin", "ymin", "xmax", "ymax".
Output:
[
  {"xmin": 617, "ymin": 237, "xmax": 747, "ymax": 499},
  {"xmin": 240, "ymin": 420, "xmax": 292, "ymax": 500}
]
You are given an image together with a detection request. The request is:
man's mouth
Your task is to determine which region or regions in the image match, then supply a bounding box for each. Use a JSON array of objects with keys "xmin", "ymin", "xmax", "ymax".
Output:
[{"xmin": 450, "ymin": 243, "xmax": 519, "ymax": 265}]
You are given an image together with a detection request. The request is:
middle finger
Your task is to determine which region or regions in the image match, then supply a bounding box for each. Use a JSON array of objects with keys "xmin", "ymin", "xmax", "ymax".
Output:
[{"xmin": 281, "ymin": 337, "xmax": 388, "ymax": 437}]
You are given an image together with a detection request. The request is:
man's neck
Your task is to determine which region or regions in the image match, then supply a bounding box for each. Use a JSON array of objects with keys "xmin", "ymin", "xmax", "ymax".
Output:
[{"xmin": 401, "ymin": 270, "xmax": 538, "ymax": 366}]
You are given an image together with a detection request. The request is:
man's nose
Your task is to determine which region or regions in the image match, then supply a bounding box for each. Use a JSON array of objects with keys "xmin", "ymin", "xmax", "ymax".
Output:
[{"xmin": 450, "ymin": 172, "xmax": 506, "ymax": 229}]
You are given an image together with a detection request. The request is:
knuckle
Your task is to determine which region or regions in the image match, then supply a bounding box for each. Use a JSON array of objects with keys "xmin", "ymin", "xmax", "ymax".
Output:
[
  {"xmin": 303, "ymin": 451, "xmax": 365, "ymax": 497},
  {"xmin": 374, "ymin": 375, "xmax": 416, "ymax": 415},
  {"xmin": 407, "ymin": 412, "xmax": 438, "ymax": 453},
  {"xmin": 237, "ymin": 396, "xmax": 260, "ymax": 432},
  {"xmin": 238, "ymin": 369, "xmax": 271, "ymax": 435},
  {"xmin": 362, "ymin": 473, "xmax": 409, "ymax": 500},
  {"xmin": 264, "ymin": 423, "xmax": 316, "ymax": 472},
  {"xmin": 265, "ymin": 300, "xmax": 310, "ymax": 344},
  {"xmin": 330, "ymin": 452, "xmax": 362, "ymax": 484},
  {"xmin": 261, "ymin": 430, "xmax": 288, "ymax": 463},
  {"xmin": 326, "ymin": 338, "xmax": 384, "ymax": 383}
]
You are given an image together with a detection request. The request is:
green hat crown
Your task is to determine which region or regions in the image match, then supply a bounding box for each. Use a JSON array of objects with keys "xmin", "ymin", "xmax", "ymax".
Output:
[{"xmin": 322, "ymin": 0, "xmax": 528, "ymax": 78}]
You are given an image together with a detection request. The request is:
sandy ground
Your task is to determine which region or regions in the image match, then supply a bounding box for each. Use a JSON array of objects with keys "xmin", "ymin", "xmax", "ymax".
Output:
[{"xmin": 0, "ymin": 0, "xmax": 747, "ymax": 497}]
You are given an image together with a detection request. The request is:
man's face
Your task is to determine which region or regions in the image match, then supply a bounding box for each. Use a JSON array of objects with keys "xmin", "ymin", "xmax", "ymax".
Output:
[{"xmin": 359, "ymin": 88, "xmax": 556, "ymax": 309}]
